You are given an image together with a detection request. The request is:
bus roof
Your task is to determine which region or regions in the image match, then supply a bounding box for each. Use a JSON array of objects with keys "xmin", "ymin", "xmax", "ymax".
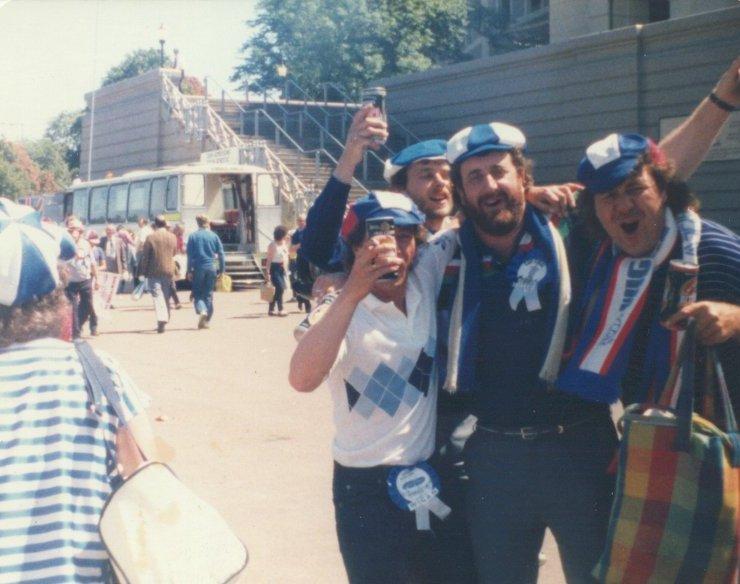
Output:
[{"xmin": 68, "ymin": 162, "xmax": 271, "ymax": 191}]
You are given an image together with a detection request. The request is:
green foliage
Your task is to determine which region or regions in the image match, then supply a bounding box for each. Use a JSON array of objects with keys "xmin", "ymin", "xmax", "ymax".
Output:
[
  {"xmin": 102, "ymin": 48, "xmax": 174, "ymax": 87},
  {"xmin": 0, "ymin": 141, "xmax": 33, "ymax": 201},
  {"xmin": 231, "ymin": 0, "xmax": 468, "ymax": 97},
  {"xmin": 24, "ymin": 139, "xmax": 72, "ymax": 188},
  {"xmin": 44, "ymin": 110, "xmax": 83, "ymax": 174}
]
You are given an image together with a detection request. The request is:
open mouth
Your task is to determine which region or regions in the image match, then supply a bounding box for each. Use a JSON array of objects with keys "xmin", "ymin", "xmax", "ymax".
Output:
[{"xmin": 620, "ymin": 220, "xmax": 639, "ymax": 235}]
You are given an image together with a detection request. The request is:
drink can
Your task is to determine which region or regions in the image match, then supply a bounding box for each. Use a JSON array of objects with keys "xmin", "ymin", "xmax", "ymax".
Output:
[
  {"xmin": 361, "ymin": 86, "xmax": 387, "ymax": 144},
  {"xmin": 660, "ymin": 260, "xmax": 699, "ymax": 322},
  {"xmin": 365, "ymin": 216, "xmax": 397, "ymax": 280}
]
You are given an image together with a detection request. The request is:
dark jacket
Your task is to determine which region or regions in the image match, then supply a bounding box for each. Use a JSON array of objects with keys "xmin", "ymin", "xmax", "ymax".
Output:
[{"xmin": 140, "ymin": 228, "xmax": 177, "ymax": 278}]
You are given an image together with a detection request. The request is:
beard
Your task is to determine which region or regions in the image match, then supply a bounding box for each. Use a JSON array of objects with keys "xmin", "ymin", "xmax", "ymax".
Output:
[{"xmin": 462, "ymin": 189, "xmax": 524, "ymax": 236}]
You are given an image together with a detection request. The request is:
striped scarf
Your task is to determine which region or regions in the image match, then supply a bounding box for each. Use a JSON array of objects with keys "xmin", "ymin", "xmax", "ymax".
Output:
[{"xmin": 557, "ymin": 209, "xmax": 702, "ymax": 404}]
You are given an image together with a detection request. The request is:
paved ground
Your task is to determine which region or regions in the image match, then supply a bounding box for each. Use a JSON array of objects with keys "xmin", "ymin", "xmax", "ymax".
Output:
[{"xmin": 88, "ymin": 289, "xmax": 565, "ymax": 583}]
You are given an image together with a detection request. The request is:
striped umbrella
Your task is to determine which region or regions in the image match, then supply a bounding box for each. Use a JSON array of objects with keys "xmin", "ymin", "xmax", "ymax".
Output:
[{"xmin": 0, "ymin": 197, "xmax": 61, "ymax": 306}]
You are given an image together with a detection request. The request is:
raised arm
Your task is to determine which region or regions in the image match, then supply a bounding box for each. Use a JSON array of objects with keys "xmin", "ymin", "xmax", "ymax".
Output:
[
  {"xmin": 289, "ymin": 237, "xmax": 399, "ymax": 392},
  {"xmin": 300, "ymin": 105, "xmax": 388, "ymax": 271},
  {"xmin": 659, "ymin": 57, "xmax": 739, "ymax": 181}
]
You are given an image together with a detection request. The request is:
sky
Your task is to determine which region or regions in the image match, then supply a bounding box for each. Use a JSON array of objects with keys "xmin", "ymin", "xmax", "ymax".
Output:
[{"xmin": 0, "ymin": 0, "xmax": 256, "ymax": 141}]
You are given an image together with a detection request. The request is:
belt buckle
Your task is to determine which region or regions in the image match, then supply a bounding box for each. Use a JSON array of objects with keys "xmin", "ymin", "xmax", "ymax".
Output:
[{"xmin": 519, "ymin": 426, "xmax": 539, "ymax": 440}]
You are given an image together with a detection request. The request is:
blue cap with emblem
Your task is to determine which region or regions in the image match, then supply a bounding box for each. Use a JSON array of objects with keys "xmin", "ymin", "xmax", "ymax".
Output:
[
  {"xmin": 341, "ymin": 191, "xmax": 426, "ymax": 240},
  {"xmin": 446, "ymin": 122, "xmax": 526, "ymax": 165},
  {"xmin": 577, "ymin": 133, "xmax": 663, "ymax": 193},
  {"xmin": 0, "ymin": 197, "xmax": 64, "ymax": 307},
  {"xmin": 383, "ymin": 139, "xmax": 448, "ymax": 182}
]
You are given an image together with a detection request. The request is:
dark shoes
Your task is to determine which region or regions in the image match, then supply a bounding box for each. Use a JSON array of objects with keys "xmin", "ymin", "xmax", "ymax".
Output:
[
  {"xmin": 198, "ymin": 313, "xmax": 208, "ymax": 329},
  {"xmin": 157, "ymin": 322, "xmax": 166, "ymax": 334}
]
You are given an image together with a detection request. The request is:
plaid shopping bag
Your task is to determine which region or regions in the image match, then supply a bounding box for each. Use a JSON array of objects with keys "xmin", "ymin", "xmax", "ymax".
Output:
[{"xmin": 596, "ymin": 322, "xmax": 740, "ymax": 583}]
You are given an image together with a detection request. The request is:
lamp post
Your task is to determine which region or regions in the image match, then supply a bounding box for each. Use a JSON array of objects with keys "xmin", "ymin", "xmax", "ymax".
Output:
[
  {"xmin": 276, "ymin": 62, "xmax": 288, "ymax": 102},
  {"xmin": 158, "ymin": 23, "xmax": 167, "ymax": 67}
]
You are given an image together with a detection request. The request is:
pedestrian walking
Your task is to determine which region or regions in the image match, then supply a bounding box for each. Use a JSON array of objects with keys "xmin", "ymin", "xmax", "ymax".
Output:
[
  {"xmin": 64, "ymin": 217, "xmax": 99, "ymax": 338},
  {"xmin": 139, "ymin": 215, "xmax": 178, "ymax": 333},
  {"xmin": 186, "ymin": 214, "xmax": 225, "ymax": 329},
  {"xmin": 265, "ymin": 225, "xmax": 289, "ymax": 316},
  {"xmin": 0, "ymin": 197, "xmax": 150, "ymax": 583}
]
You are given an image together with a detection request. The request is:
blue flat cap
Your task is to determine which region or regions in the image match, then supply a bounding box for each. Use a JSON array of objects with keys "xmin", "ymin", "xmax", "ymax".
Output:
[
  {"xmin": 578, "ymin": 133, "xmax": 653, "ymax": 193},
  {"xmin": 341, "ymin": 191, "xmax": 425, "ymax": 240},
  {"xmin": 0, "ymin": 198, "xmax": 62, "ymax": 306},
  {"xmin": 447, "ymin": 122, "xmax": 526, "ymax": 165},
  {"xmin": 383, "ymin": 139, "xmax": 447, "ymax": 182}
]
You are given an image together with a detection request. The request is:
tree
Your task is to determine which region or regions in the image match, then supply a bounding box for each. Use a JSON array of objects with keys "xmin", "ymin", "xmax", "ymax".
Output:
[
  {"xmin": 25, "ymin": 139, "xmax": 72, "ymax": 188},
  {"xmin": 231, "ymin": 0, "xmax": 468, "ymax": 97},
  {"xmin": 44, "ymin": 110, "xmax": 83, "ymax": 175},
  {"xmin": 0, "ymin": 141, "xmax": 34, "ymax": 201},
  {"xmin": 102, "ymin": 48, "xmax": 173, "ymax": 87}
]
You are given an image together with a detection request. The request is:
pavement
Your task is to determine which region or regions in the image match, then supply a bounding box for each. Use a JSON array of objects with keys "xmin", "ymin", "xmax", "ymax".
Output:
[{"xmin": 88, "ymin": 289, "xmax": 565, "ymax": 584}]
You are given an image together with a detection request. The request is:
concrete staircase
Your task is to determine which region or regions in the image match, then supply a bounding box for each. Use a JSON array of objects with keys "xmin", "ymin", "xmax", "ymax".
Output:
[
  {"xmin": 211, "ymin": 99, "xmax": 389, "ymax": 199},
  {"xmin": 223, "ymin": 246, "xmax": 265, "ymax": 289}
]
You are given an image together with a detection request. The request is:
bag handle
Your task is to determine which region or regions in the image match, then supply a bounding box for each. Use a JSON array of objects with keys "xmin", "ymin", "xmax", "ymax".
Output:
[{"xmin": 673, "ymin": 320, "xmax": 697, "ymax": 452}]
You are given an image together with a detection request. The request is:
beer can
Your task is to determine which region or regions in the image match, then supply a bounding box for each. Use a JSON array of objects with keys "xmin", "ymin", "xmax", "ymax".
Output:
[
  {"xmin": 659, "ymin": 259, "xmax": 699, "ymax": 322},
  {"xmin": 361, "ymin": 86, "xmax": 387, "ymax": 144}
]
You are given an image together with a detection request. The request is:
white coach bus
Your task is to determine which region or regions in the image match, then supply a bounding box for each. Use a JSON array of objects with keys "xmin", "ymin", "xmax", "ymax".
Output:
[{"xmin": 60, "ymin": 163, "xmax": 283, "ymax": 269}]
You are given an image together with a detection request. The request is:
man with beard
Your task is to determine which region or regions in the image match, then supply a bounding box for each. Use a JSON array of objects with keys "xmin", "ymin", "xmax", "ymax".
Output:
[{"xmin": 439, "ymin": 122, "xmax": 616, "ymax": 584}]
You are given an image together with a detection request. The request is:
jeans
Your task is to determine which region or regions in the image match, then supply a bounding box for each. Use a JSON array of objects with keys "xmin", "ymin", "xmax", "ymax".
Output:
[
  {"xmin": 65, "ymin": 279, "xmax": 98, "ymax": 338},
  {"xmin": 464, "ymin": 414, "xmax": 618, "ymax": 584},
  {"xmin": 333, "ymin": 462, "xmax": 437, "ymax": 584},
  {"xmin": 269, "ymin": 263, "xmax": 286, "ymax": 313},
  {"xmin": 147, "ymin": 276, "xmax": 176, "ymax": 323},
  {"xmin": 192, "ymin": 267, "xmax": 217, "ymax": 320}
]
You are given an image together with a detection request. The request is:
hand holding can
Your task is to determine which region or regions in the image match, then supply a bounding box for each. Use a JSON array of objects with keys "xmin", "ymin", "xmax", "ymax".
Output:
[{"xmin": 361, "ymin": 86, "xmax": 387, "ymax": 145}]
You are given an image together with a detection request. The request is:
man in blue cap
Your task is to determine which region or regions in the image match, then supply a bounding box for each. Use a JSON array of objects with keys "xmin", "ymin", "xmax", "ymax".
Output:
[
  {"xmin": 557, "ymin": 132, "xmax": 740, "ymax": 418},
  {"xmin": 290, "ymin": 190, "xmax": 461, "ymax": 584}
]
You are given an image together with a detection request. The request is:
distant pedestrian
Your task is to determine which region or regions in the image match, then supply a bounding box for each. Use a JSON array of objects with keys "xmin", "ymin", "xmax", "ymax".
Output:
[
  {"xmin": 186, "ymin": 214, "xmax": 225, "ymax": 329},
  {"xmin": 65, "ymin": 217, "xmax": 99, "ymax": 338},
  {"xmin": 139, "ymin": 215, "xmax": 178, "ymax": 333},
  {"xmin": 134, "ymin": 217, "xmax": 153, "ymax": 285},
  {"xmin": 266, "ymin": 225, "xmax": 289, "ymax": 316},
  {"xmin": 289, "ymin": 215, "xmax": 311, "ymax": 313}
]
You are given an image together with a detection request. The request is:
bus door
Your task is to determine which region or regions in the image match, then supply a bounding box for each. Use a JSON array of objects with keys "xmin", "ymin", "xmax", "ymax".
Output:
[
  {"xmin": 254, "ymin": 173, "xmax": 282, "ymax": 253},
  {"xmin": 229, "ymin": 174, "xmax": 255, "ymax": 252}
]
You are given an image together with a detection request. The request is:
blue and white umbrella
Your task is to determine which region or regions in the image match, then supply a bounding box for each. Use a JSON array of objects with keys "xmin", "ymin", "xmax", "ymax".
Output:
[{"xmin": 0, "ymin": 197, "xmax": 61, "ymax": 306}]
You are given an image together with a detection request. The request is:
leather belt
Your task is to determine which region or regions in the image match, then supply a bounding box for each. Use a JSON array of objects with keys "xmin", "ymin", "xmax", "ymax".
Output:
[{"xmin": 475, "ymin": 417, "xmax": 591, "ymax": 441}]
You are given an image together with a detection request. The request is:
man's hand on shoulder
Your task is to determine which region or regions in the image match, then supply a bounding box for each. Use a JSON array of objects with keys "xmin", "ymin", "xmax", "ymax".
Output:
[{"xmin": 527, "ymin": 183, "xmax": 582, "ymax": 218}]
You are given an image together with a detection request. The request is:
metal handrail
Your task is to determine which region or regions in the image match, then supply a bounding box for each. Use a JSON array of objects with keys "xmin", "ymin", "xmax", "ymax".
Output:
[
  {"xmin": 319, "ymin": 80, "xmax": 421, "ymax": 145},
  {"xmin": 206, "ymin": 76, "xmax": 372, "ymax": 193},
  {"xmin": 238, "ymin": 77, "xmax": 388, "ymax": 176}
]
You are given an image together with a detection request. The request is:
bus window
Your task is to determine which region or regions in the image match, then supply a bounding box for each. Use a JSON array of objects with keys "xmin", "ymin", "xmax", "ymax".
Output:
[
  {"xmin": 166, "ymin": 176, "xmax": 179, "ymax": 210},
  {"xmin": 108, "ymin": 183, "xmax": 128, "ymax": 223},
  {"xmin": 89, "ymin": 186, "xmax": 108, "ymax": 224},
  {"xmin": 150, "ymin": 177, "xmax": 167, "ymax": 215},
  {"xmin": 128, "ymin": 180, "xmax": 150, "ymax": 221},
  {"xmin": 182, "ymin": 174, "xmax": 205, "ymax": 207},
  {"xmin": 256, "ymin": 174, "xmax": 278, "ymax": 206},
  {"xmin": 72, "ymin": 189, "xmax": 89, "ymax": 222}
]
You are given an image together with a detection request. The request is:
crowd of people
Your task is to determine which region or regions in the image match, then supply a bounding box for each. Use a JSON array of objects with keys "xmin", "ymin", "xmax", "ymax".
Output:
[
  {"xmin": 0, "ymin": 55, "xmax": 738, "ymax": 583},
  {"xmin": 290, "ymin": 57, "xmax": 740, "ymax": 583}
]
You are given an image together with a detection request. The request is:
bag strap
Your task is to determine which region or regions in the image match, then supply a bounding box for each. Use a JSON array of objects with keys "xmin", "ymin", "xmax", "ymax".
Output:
[
  {"xmin": 708, "ymin": 348, "xmax": 740, "ymax": 467},
  {"xmin": 74, "ymin": 340, "xmax": 129, "ymax": 425},
  {"xmin": 674, "ymin": 320, "xmax": 697, "ymax": 452}
]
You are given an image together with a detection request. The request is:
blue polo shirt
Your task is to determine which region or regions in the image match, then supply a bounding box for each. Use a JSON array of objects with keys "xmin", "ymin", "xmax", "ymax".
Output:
[{"xmin": 472, "ymin": 229, "xmax": 607, "ymax": 427}]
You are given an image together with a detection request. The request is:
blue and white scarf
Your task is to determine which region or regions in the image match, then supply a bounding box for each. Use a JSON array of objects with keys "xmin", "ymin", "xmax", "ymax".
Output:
[
  {"xmin": 442, "ymin": 207, "xmax": 571, "ymax": 394},
  {"xmin": 557, "ymin": 209, "xmax": 702, "ymax": 404}
]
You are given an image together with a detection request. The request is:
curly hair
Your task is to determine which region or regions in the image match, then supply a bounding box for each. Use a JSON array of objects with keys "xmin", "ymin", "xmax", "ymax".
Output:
[
  {"xmin": 450, "ymin": 148, "xmax": 534, "ymax": 207},
  {"xmin": 577, "ymin": 152, "xmax": 700, "ymax": 241},
  {"xmin": 0, "ymin": 288, "xmax": 69, "ymax": 348}
]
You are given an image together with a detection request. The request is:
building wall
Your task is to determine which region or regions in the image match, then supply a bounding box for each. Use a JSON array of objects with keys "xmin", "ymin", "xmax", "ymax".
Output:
[
  {"xmin": 379, "ymin": 5, "xmax": 740, "ymax": 229},
  {"xmin": 79, "ymin": 69, "xmax": 204, "ymax": 180}
]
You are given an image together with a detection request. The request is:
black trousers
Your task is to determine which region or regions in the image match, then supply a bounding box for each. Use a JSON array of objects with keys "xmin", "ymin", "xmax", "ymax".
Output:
[
  {"xmin": 464, "ymin": 414, "xmax": 618, "ymax": 584},
  {"xmin": 65, "ymin": 279, "xmax": 98, "ymax": 338}
]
